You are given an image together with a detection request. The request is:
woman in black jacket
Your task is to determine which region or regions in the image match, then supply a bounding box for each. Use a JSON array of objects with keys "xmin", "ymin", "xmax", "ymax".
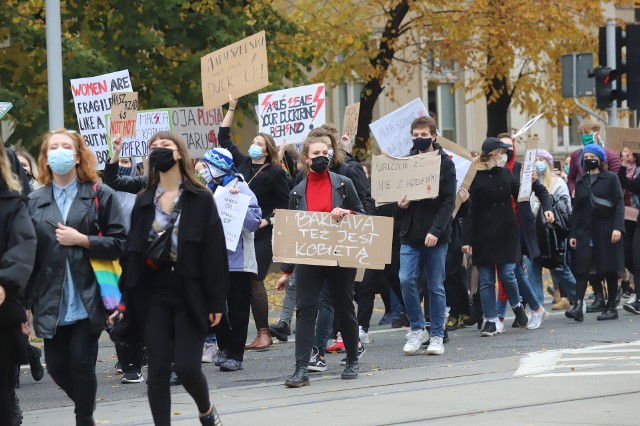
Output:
[
  {"xmin": 219, "ymin": 95, "xmax": 290, "ymax": 350},
  {"xmin": 274, "ymin": 135, "xmax": 365, "ymax": 387},
  {"xmin": 0, "ymin": 144, "xmax": 37, "ymax": 426},
  {"xmin": 27, "ymin": 129, "xmax": 127, "ymax": 426},
  {"xmin": 111, "ymin": 132, "xmax": 228, "ymax": 426},
  {"xmin": 618, "ymin": 149, "xmax": 640, "ymax": 314},
  {"xmin": 566, "ymin": 144, "xmax": 625, "ymax": 322}
]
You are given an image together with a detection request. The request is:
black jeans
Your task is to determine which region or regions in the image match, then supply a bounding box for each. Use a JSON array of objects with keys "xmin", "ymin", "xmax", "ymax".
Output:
[
  {"xmin": 633, "ymin": 223, "xmax": 640, "ymax": 298},
  {"xmin": 355, "ymin": 269, "xmax": 392, "ymax": 331},
  {"xmin": 445, "ymin": 244, "xmax": 470, "ymax": 316},
  {"xmin": 115, "ymin": 341, "xmax": 143, "ymax": 371},
  {"xmin": 144, "ymin": 266, "xmax": 210, "ymax": 426},
  {"xmin": 0, "ymin": 331, "xmax": 14, "ymax": 426},
  {"xmin": 295, "ymin": 265, "xmax": 359, "ymax": 365},
  {"xmin": 214, "ymin": 272, "xmax": 252, "ymax": 361},
  {"xmin": 44, "ymin": 319, "xmax": 100, "ymax": 425}
]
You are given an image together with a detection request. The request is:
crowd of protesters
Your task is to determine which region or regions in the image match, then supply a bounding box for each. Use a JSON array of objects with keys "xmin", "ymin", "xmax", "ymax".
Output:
[{"xmin": 2, "ymin": 101, "xmax": 639, "ymax": 426}]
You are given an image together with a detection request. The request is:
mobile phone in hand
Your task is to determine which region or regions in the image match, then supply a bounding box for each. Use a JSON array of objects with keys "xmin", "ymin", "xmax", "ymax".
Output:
[{"xmin": 553, "ymin": 160, "xmax": 561, "ymax": 170}]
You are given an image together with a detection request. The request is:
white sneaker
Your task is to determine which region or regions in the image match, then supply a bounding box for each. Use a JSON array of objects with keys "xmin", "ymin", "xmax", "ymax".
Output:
[
  {"xmin": 359, "ymin": 326, "xmax": 370, "ymax": 344},
  {"xmin": 426, "ymin": 336, "xmax": 444, "ymax": 355},
  {"xmin": 495, "ymin": 318, "xmax": 506, "ymax": 334},
  {"xmin": 201, "ymin": 342, "xmax": 218, "ymax": 363},
  {"xmin": 527, "ymin": 308, "xmax": 549, "ymax": 330},
  {"xmin": 403, "ymin": 328, "xmax": 429, "ymax": 355}
]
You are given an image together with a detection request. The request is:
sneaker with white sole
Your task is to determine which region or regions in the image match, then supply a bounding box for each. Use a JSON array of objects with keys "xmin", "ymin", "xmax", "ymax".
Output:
[
  {"xmin": 202, "ymin": 342, "xmax": 218, "ymax": 363},
  {"xmin": 481, "ymin": 321, "xmax": 497, "ymax": 336},
  {"xmin": 495, "ymin": 318, "xmax": 506, "ymax": 334},
  {"xmin": 308, "ymin": 347, "xmax": 327, "ymax": 372},
  {"xmin": 340, "ymin": 342, "xmax": 366, "ymax": 365},
  {"xmin": 359, "ymin": 326, "xmax": 370, "ymax": 344},
  {"xmin": 527, "ymin": 308, "xmax": 549, "ymax": 330},
  {"xmin": 426, "ymin": 336, "xmax": 444, "ymax": 355},
  {"xmin": 403, "ymin": 328, "xmax": 429, "ymax": 355},
  {"xmin": 121, "ymin": 369, "xmax": 144, "ymax": 384}
]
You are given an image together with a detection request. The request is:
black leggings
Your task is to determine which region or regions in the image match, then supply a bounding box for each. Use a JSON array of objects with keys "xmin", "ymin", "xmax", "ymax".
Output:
[
  {"xmin": 445, "ymin": 244, "xmax": 470, "ymax": 316},
  {"xmin": 144, "ymin": 268, "xmax": 210, "ymax": 426},
  {"xmin": 214, "ymin": 272, "xmax": 252, "ymax": 361},
  {"xmin": 44, "ymin": 319, "xmax": 100, "ymax": 425},
  {"xmin": 0, "ymin": 331, "xmax": 14, "ymax": 426},
  {"xmin": 576, "ymin": 272, "xmax": 618, "ymax": 305}
]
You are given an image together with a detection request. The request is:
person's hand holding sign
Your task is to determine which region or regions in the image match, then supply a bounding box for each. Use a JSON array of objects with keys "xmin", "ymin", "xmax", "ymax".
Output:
[
  {"xmin": 331, "ymin": 207, "xmax": 351, "ymax": 221},
  {"xmin": 398, "ymin": 194, "xmax": 410, "ymax": 209},
  {"xmin": 109, "ymin": 133, "xmax": 123, "ymax": 164}
]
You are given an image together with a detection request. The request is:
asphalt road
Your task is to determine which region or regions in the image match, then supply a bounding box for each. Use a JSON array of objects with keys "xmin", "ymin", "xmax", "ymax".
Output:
[{"xmin": 17, "ymin": 295, "xmax": 640, "ymax": 415}]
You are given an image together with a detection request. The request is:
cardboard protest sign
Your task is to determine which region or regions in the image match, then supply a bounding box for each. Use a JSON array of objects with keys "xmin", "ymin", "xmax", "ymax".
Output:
[
  {"xmin": 71, "ymin": 70, "xmax": 133, "ymax": 170},
  {"xmin": 106, "ymin": 109, "xmax": 171, "ymax": 157},
  {"xmin": 110, "ymin": 92, "xmax": 138, "ymax": 138},
  {"xmin": 437, "ymin": 137, "xmax": 477, "ymax": 218},
  {"xmin": 343, "ymin": 102, "xmax": 360, "ymax": 137},
  {"xmin": 607, "ymin": 127, "xmax": 640, "ymax": 153},
  {"xmin": 258, "ymin": 83, "xmax": 326, "ymax": 146},
  {"xmin": 201, "ymin": 31, "xmax": 269, "ymax": 111},
  {"xmin": 0, "ymin": 102, "xmax": 12, "ymax": 120},
  {"xmin": 513, "ymin": 113, "xmax": 543, "ymax": 138},
  {"xmin": 518, "ymin": 137, "xmax": 538, "ymax": 202},
  {"xmin": 369, "ymin": 98, "xmax": 429, "ymax": 157},
  {"xmin": 371, "ymin": 151, "xmax": 441, "ymax": 206},
  {"xmin": 273, "ymin": 209, "xmax": 393, "ymax": 269},
  {"xmin": 214, "ymin": 185, "xmax": 252, "ymax": 252},
  {"xmin": 169, "ymin": 106, "xmax": 224, "ymax": 158}
]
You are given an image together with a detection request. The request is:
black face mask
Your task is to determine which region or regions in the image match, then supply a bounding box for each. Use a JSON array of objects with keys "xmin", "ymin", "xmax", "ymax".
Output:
[
  {"xmin": 149, "ymin": 148, "xmax": 177, "ymax": 173},
  {"xmin": 413, "ymin": 137, "xmax": 433, "ymax": 151},
  {"xmin": 310, "ymin": 156, "xmax": 330, "ymax": 174},
  {"xmin": 506, "ymin": 149, "xmax": 514, "ymax": 161},
  {"xmin": 583, "ymin": 158, "xmax": 600, "ymax": 171}
]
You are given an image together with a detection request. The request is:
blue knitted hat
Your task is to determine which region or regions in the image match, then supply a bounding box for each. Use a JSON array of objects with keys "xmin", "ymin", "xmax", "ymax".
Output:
[
  {"xmin": 581, "ymin": 143, "xmax": 606, "ymax": 164},
  {"xmin": 202, "ymin": 148, "xmax": 236, "ymax": 178}
]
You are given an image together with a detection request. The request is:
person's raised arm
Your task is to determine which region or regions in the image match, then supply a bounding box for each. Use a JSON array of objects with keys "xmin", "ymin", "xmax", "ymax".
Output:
[{"xmin": 221, "ymin": 94, "xmax": 238, "ymax": 128}]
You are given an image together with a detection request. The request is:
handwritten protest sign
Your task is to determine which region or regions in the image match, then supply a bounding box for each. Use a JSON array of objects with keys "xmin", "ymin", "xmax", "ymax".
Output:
[
  {"xmin": 71, "ymin": 70, "xmax": 133, "ymax": 170},
  {"xmin": 106, "ymin": 109, "xmax": 171, "ymax": 157},
  {"xmin": 169, "ymin": 106, "xmax": 224, "ymax": 158},
  {"xmin": 371, "ymin": 152, "xmax": 441, "ymax": 205},
  {"xmin": 258, "ymin": 83, "xmax": 326, "ymax": 146},
  {"xmin": 273, "ymin": 209, "xmax": 393, "ymax": 269},
  {"xmin": 343, "ymin": 102, "xmax": 360, "ymax": 136},
  {"xmin": 437, "ymin": 137, "xmax": 477, "ymax": 217},
  {"xmin": 607, "ymin": 127, "xmax": 640, "ymax": 153},
  {"xmin": 201, "ymin": 31, "xmax": 269, "ymax": 111},
  {"xmin": 0, "ymin": 102, "xmax": 12, "ymax": 120},
  {"xmin": 214, "ymin": 185, "xmax": 251, "ymax": 252},
  {"xmin": 369, "ymin": 98, "xmax": 429, "ymax": 157},
  {"xmin": 110, "ymin": 92, "xmax": 138, "ymax": 138},
  {"xmin": 513, "ymin": 113, "xmax": 544, "ymax": 138},
  {"xmin": 518, "ymin": 137, "xmax": 538, "ymax": 202}
]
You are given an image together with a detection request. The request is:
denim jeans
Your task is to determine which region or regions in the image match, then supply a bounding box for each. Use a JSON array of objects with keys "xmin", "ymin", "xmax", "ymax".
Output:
[
  {"xmin": 398, "ymin": 243, "xmax": 447, "ymax": 337},
  {"xmin": 479, "ymin": 264, "xmax": 520, "ymax": 320},
  {"xmin": 389, "ymin": 290, "xmax": 402, "ymax": 321},
  {"xmin": 279, "ymin": 269, "xmax": 297, "ymax": 325},
  {"xmin": 526, "ymin": 256, "xmax": 576, "ymax": 302}
]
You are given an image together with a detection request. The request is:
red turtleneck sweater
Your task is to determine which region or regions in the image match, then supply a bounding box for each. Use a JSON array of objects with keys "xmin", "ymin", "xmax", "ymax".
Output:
[{"xmin": 306, "ymin": 169, "xmax": 332, "ymax": 212}]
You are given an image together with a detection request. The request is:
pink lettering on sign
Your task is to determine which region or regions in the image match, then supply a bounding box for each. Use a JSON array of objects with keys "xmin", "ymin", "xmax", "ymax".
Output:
[{"xmin": 71, "ymin": 80, "xmax": 108, "ymax": 97}]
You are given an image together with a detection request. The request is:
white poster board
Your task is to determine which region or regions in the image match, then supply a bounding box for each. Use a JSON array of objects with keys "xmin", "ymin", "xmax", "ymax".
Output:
[
  {"xmin": 169, "ymin": 106, "xmax": 224, "ymax": 158},
  {"xmin": 369, "ymin": 98, "xmax": 429, "ymax": 157},
  {"xmin": 371, "ymin": 152, "xmax": 441, "ymax": 205},
  {"xmin": 258, "ymin": 83, "xmax": 326, "ymax": 146},
  {"xmin": 106, "ymin": 109, "xmax": 171, "ymax": 157},
  {"xmin": 518, "ymin": 138, "xmax": 538, "ymax": 202},
  {"xmin": 513, "ymin": 113, "xmax": 543, "ymax": 138},
  {"xmin": 70, "ymin": 70, "xmax": 133, "ymax": 170},
  {"xmin": 214, "ymin": 186, "xmax": 251, "ymax": 252},
  {"xmin": 0, "ymin": 102, "xmax": 13, "ymax": 120}
]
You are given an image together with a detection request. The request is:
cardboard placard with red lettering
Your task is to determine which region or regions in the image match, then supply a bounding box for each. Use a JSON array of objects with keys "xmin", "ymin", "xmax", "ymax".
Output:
[
  {"xmin": 71, "ymin": 70, "xmax": 133, "ymax": 170},
  {"xmin": 201, "ymin": 31, "xmax": 269, "ymax": 111},
  {"xmin": 258, "ymin": 83, "xmax": 326, "ymax": 146},
  {"xmin": 168, "ymin": 106, "xmax": 224, "ymax": 158},
  {"xmin": 106, "ymin": 109, "xmax": 171, "ymax": 157},
  {"xmin": 110, "ymin": 92, "xmax": 138, "ymax": 138},
  {"xmin": 272, "ymin": 209, "xmax": 393, "ymax": 269},
  {"xmin": 342, "ymin": 102, "xmax": 360, "ymax": 137}
]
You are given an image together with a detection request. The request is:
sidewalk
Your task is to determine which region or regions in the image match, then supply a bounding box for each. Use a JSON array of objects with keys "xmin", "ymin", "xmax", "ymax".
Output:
[{"xmin": 23, "ymin": 341, "xmax": 640, "ymax": 426}]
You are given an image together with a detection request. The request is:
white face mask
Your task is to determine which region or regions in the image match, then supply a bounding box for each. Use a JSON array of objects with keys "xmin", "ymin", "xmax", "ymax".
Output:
[{"xmin": 496, "ymin": 153, "xmax": 508, "ymax": 167}]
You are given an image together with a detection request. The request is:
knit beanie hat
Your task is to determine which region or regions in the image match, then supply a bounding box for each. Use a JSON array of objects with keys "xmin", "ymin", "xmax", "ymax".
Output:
[
  {"xmin": 536, "ymin": 149, "xmax": 554, "ymax": 167},
  {"xmin": 581, "ymin": 143, "xmax": 606, "ymax": 164},
  {"xmin": 202, "ymin": 148, "xmax": 236, "ymax": 178}
]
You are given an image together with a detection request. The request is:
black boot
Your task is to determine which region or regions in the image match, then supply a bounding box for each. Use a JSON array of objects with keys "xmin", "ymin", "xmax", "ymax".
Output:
[
  {"xmin": 565, "ymin": 300, "xmax": 584, "ymax": 322},
  {"xmin": 341, "ymin": 359, "xmax": 359, "ymax": 380},
  {"xmin": 586, "ymin": 293, "xmax": 606, "ymax": 313},
  {"xmin": 597, "ymin": 302, "xmax": 619, "ymax": 321},
  {"xmin": 464, "ymin": 293, "xmax": 483, "ymax": 327},
  {"xmin": 268, "ymin": 321, "xmax": 291, "ymax": 342},
  {"xmin": 28, "ymin": 345, "xmax": 45, "ymax": 382},
  {"xmin": 284, "ymin": 363, "xmax": 309, "ymax": 388},
  {"xmin": 199, "ymin": 405, "xmax": 223, "ymax": 426},
  {"xmin": 10, "ymin": 387, "xmax": 22, "ymax": 426}
]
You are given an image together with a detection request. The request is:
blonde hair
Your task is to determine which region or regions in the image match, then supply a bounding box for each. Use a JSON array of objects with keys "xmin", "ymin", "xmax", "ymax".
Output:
[
  {"xmin": 0, "ymin": 145, "xmax": 22, "ymax": 193},
  {"xmin": 578, "ymin": 116, "xmax": 601, "ymax": 135},
  {"xmin": 38, "ymin": 129, "xmax": 98, "ymax": 185},
  {"xmin": 472, "ymin": 148, "xmax": 505, "ymax": 171}
]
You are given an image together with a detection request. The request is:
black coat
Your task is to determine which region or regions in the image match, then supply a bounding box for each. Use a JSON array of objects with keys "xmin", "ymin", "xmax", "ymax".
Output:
[
  {"xmin": 463, "ymin": 166, "xmax": 520, "ymax": 266},
  {"xmin": 27, "ymin": 182, "xmax": 127, "ymax": 339},
  {"xmin": 120, "ymin": 185, "xmax": 229, "ymax": 335},
  {"xmin": 103, "ymin": 160, "xmax": 146, "ymax": 194},
  {"xmin": 570, "ymin": 170, "xmax": 625, "ymax": 275},
  {"xmin": 0, "ymin": 184, "xmax": 37, "ymax": 365},
  {"xmin": 397, "ymin": 144, "xmax": 457, "ymax": 246},
  {"xmin": 618, "ymin": 165, "xmax": 640, "ymax": 223}
]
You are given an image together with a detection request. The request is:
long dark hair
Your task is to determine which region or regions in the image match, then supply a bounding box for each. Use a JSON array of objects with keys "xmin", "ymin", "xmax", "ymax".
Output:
[
  {"xmin": 255, "ymin": 132, "xmax": 281, "ymax": 167},
  {"xmin": 145, "ymin": 131, "xmax": 205, "ymax": 193}
]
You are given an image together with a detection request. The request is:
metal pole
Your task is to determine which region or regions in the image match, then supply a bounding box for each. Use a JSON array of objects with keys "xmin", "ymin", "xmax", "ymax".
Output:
[
  {"xmin": 45, "ymin": 0, "xmax": 64, "ymax": 129},
  {"xmin": 607, "ymin": 19, "xmax": 617, "ymax": 126}
]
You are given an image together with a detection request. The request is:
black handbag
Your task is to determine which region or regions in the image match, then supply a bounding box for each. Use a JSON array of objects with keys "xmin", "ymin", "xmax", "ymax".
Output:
[
  {"xmin": 587, "ymin": 174, "xmax": 615, "ymax": 218},
  {"xmin": 144, "ymin": 196, "xmax": 183, "ymax": 271}
]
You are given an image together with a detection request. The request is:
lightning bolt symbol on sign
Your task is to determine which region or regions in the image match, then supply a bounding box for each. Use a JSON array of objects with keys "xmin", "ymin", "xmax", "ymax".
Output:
[
  {"xmin": 260, "ymin": 94, "xmax": 272, "ymax": 112},
  {"xmin": 311, "ymin": 86, "xmax": 325, "ymax": 121}
]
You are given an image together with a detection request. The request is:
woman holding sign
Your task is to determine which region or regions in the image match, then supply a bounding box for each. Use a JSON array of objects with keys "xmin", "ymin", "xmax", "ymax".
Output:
[
  {"xmin": 219, "ymin": 95, "xmax": 290, "ymax": 351},
  {"xmin": 110, "ymin": 132, "xmax": 228, "ymax": 426},
  {"xmin": 274, "ymin": 135, "xmax": 364, "ymax": 388}
]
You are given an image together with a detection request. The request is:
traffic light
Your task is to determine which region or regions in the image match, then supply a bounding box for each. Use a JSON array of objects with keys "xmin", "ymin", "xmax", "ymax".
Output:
[{"xmin": 593, "ymin": 66, "xmax": 614, "ymax": 109}]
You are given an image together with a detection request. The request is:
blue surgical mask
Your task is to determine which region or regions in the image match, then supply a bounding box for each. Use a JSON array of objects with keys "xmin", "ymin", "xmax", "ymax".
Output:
[
  {"xmin": 563, "ymin": 165, "xmax": 570, "ymax": 174},
  {"xmin": 534, "ymin": 161, "xmax": 547, "ymax": 175},
  {"xmin": 248, "ymin": 144, "xmax": 264, "ymax": 160},
  {"xmin": 47, "ymin": 148, "xmax": 76, "ymax": 175}
]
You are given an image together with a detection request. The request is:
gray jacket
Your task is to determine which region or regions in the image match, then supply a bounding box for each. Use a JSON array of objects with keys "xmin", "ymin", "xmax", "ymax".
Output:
[{"xmin": 27, "ymin": 182, "xmax": 127, "ymax": 339}]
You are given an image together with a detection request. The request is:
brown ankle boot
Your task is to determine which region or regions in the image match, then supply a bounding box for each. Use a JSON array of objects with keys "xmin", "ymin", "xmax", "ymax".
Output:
[{"xmin": 245, "ymin": 328, "xmax": 272, "ymax": 350}]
